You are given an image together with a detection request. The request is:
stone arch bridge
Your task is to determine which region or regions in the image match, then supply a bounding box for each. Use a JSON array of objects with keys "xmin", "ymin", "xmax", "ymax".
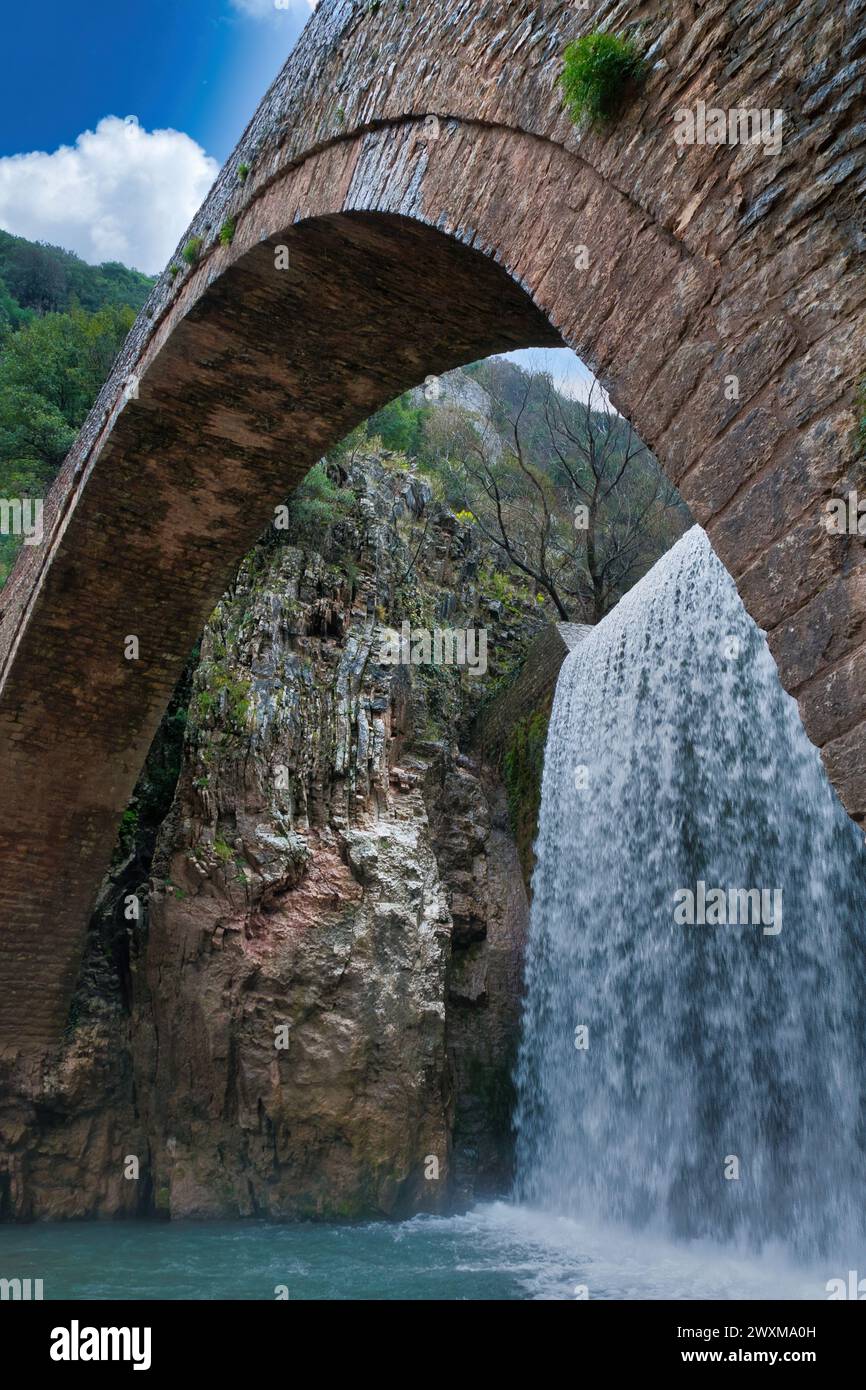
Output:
[{"xmin": 0, "ymin": 0, "xmax": 864, "ymax": 1062}]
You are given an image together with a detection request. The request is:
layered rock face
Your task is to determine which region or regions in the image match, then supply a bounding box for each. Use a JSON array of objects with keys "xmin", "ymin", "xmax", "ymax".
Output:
[{"xmin": 1, "ymin": 456, "xmax": 538, "ymax": 1219}]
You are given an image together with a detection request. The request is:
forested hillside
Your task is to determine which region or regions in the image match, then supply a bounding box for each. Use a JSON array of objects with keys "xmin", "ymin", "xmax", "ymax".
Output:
[
  {"xmin": 0, "ymin": 233, "xmax": 154, "ymax": 585},
  {"xmin": 0, "ymin": 230, "xmax": 153, "ymax": 317}
]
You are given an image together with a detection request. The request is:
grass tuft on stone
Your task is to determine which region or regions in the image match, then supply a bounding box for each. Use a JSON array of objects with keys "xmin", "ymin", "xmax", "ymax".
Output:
[
  {"xmin": 560, "ymin": 31, "xmax": 647, "ymax": 128},
  {"xmin": 182, "ymin": 236, "xmax": 204, "ymax": 266}
]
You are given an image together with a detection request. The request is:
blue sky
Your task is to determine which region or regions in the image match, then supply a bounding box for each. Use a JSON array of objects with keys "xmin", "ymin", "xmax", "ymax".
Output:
[
  {"xmin": 0, "ymin": 0, "xmax": 590, "ymax": 397},
  {"xmin": 0, "ymin": 1, "xmax": 312, "ymax": 164}
]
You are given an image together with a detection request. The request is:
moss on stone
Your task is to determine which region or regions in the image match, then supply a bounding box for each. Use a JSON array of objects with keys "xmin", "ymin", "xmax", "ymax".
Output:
[
  {"xmin": 560, "ymin": 32, "xmax": 647, "ymax": 128},
  {"xmin": 502, "ymin": 709, "xmax": 549, "ymax": 885},
  {"xmin": 191, "ymin": 665, "xmax": 251, "ymax": 737}
]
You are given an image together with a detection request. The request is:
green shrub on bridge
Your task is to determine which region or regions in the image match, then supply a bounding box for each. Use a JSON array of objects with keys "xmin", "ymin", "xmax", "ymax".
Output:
[
  {"xmin": 560, "ymin": 32, "xmax": 647, "ymax": 128},
  {"xmin": 182, "ymin": 235, "xmax": 204, "ymax": 266}
]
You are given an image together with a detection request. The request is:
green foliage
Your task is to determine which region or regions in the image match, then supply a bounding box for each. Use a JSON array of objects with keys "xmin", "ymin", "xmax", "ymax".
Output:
[
  {"xmin": 560, "ymin": 32, "xmax": 647, "ymax": 127},
  {"xmin": 237, "ymin": 163, "xmax": 250, "ymax": 182},
  {"xmin": 503, "ymin": 710, "xmax": 550, "ymax": 884},
  {"xmin": 213, "ymin": 838, "xmax": 234, "ymax": 863},
  {"xmin": 118, "ymin": 808, "xmax": 140, "ymax": 857},
  {"xmin": 366, "ymin": 393, "xmax": 430, "ymax": 455},
  {"xmin": 0, "ymin": 274, "xmax": 33, "ymax": 335},
  {"xmin": 0, "ymin": 229, "xmax": 152, "ymax": 314},
  {"xmin": 168, "ymin": 264, "xmax": 180, "ymax": 279},
  {"xmin": 182, "ymin": 236, "xmax": 204, "ymax": 266},
  {"xmin": 278, "ymin": 460, "xmax": 354, "ymax": 537},
  {"xmin": 219, "ymin": 219, "xmax": 236, "ymax": 247},
  {"xmin": 192, "ymin": 664, "xmax": 251, "ymax": 737},
  {"xmin": 478, "ymin": 561, "xmax": 519, "ymax": 609},
  {"xmin": 0, "ymin": 300, "xmax": 136, "ymax": 586}
]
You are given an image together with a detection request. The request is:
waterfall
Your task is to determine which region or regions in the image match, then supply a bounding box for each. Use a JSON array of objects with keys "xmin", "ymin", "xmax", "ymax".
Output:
[{"xmin": 514, "ymin": 526, "xmax": 866, "ymax": 1260}]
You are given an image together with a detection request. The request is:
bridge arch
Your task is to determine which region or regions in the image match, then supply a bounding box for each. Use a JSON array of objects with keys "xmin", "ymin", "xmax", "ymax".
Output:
[{"xmin": 1, "ymin": 0, "xmax": 864, "ymax": 1060}]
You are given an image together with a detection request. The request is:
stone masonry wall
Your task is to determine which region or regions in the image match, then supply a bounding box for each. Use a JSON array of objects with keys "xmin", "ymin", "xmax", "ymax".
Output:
[{"xmin": 1, "ymin": 0, "xmax": 863, "ymax": 1058}]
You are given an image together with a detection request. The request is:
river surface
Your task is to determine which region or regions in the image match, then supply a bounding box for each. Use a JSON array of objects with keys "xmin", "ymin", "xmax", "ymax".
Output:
[{"xmin": 0, "ymin": 1203, "xmax": 841, "ymax": 1300}]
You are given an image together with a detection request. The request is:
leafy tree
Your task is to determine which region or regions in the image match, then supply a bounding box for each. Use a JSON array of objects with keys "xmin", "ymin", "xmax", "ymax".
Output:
[
  {"xmin": 1, "ymin": 242, "xmax": 69, "ymax": 313},
  {"xmin": 365, "ymin": 393, "xmax": 429, "ymax": 455},
  {"xmin": 0, "ymin": 229, "xmax": 152, "ymax": 314},
  {"xmin": 0, "ymin": 274, "xmax": 33, "ymax": 337},
  {"xmin": 273, "ymin": 461, "xmax": 354, "ymax": 540},
  {"xmin": 0, "ymin": 302, "xmax": 136, "ymax": 586}
]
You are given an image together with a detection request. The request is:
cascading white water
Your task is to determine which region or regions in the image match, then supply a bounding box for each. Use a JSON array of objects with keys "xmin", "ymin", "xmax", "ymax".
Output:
[{"xmin": 514, "ymin": 526, "xmax": 866, "ymax": 1260}]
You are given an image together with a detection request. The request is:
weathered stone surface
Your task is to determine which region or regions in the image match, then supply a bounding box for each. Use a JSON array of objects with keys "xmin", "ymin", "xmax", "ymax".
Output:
[
  {"xmin": 1, "ymin": 0, "xmax": 864, "ymax": 1058},
  {"xmin": 480, "ymin": 623, "xmax": 589, "ymax": 764},
  {"xmin": 0, "ymin": 457, "xmax": 534, "ymax": 1217}
]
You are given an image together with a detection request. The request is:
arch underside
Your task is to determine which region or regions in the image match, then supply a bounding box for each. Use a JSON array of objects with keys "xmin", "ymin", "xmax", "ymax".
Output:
[
  {"xmin": 1, "ymin": 0, "xmax": 864, "ymax": 1060},
  {"xmin": 0, "ymin": 208, "xmax": 562, "ymax": 1060}
]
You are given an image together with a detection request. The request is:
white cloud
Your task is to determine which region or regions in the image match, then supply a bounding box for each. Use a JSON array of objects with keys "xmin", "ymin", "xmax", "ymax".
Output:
[
  {"xmin": 0, "ymin": 116, "xmax": 220, "ymax": 275},
  {"xmin": 231, "ymin": 0, "xmax": 318, "ymax": 16}
]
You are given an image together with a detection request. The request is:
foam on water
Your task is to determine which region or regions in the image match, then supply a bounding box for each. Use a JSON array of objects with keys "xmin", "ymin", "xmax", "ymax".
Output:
[
  {"xmin": 513, "ymin": 526, "xmax": 866, "ymax": 1264},
  {"xmin": 0, "ymin": 1205, "xmax": 838, "ymax": 1300}
]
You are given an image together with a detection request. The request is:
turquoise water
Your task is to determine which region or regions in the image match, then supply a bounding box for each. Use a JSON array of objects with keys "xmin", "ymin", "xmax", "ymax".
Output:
[{"xmin": 0, "ymin": 1204, "xmax": 837, "ymax": 1300}]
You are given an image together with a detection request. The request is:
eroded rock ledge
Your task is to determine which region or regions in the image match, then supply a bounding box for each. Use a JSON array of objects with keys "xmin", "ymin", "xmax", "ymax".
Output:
[{"xmin": 1, "ymin": 454, "xmax": 542, "ymax": 1219}]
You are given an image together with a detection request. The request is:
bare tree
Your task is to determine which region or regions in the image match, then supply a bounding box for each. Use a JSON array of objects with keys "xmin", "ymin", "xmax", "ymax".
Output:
[{"xmin": 426, "ymin": 366, "xmax": 687, "ymax": 624}]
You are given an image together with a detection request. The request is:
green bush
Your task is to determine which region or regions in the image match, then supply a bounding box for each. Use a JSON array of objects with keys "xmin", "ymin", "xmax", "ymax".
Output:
[
  {"xmin": 560, "ymin": 32, "xmax": 647, "ymax": 127},
  {"xmin": 118, "ymin": 808, "xmax": 139, "ymax": 857},
  {"xmin": 219, "ymin": 219, "xmax": 235, "ymax": 247},
  {"xmin": 192, "ymin": 668, "xmax": 251, "ymax": 735},
  {"xmin": 182, "ymin": 236, "xmax": 204, "ymax": 266},
  {"xmin": 278, "ymin": 461, "xmax": 354, "ymax": 536},
  {"xmin": 366, "ymin": 392, "xmax": 429, "ymax": 455}
]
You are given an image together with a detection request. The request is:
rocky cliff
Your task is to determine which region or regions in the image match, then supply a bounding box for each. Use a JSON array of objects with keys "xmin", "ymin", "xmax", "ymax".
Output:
[{"xmin": 1, "ymin": 452, "xmax": 542, "ymax": 1220}]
